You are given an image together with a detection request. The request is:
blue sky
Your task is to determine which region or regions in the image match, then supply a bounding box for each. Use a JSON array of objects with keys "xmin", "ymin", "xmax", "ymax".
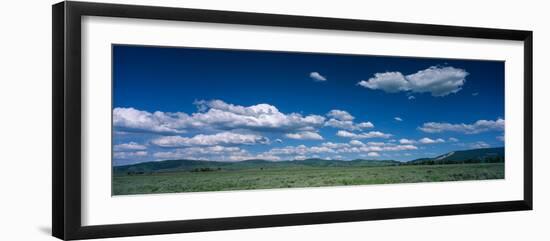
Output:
[{"xmin": 112, "ymin": 44, "xmax": 504, "ymax": 166}]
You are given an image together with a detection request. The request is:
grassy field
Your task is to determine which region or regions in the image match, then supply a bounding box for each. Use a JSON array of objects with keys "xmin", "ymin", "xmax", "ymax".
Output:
[{"xmin": 112, "ymin": 163, "xmax": 504, "ymax": 195}]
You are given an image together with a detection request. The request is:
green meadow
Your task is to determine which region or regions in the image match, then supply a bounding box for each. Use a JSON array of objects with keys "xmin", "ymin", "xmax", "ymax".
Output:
[{"xmin": 112, "ymin": 162, "xmax": 504, "ymax": 195}]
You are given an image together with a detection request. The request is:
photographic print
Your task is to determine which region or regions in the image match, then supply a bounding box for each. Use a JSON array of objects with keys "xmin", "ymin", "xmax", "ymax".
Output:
[{"xmin": 111, "ymin": 45, "xmax": 505, "ymax": 196}]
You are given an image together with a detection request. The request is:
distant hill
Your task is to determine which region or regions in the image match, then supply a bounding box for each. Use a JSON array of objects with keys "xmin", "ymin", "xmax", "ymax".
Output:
[
  {"xmin": 406, "ymin": 147, "xmax": 504, "ymax": 165},
  {"xmin": 113, "ymin": 147, "xmax": 504, "ymax": 175},
  {"xmin": 113, "ymin": 158, "xmax": 399, "ymax": 175}
]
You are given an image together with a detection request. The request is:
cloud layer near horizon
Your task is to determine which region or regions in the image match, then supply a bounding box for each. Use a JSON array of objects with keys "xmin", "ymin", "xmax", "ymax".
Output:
[
  {"xmin": 418, "ymin": 118, "xmax": 504, "ymax": 134},
  {"xmin": 113, "ymin": 99, "xmax": 502, "ymax": 164},
  {"xmin": 112, "ymin": 100, "xmax": 405, "ymax": 163}
]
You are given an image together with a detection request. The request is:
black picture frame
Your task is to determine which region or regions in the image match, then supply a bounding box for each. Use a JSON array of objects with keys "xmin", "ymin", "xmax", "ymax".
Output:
[{"xmin": 52, "ymin": 1, "xmax": 533, "ymax": 240}]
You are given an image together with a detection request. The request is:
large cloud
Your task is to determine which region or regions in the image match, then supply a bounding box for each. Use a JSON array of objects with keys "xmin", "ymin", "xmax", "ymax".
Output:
[
  {"xmin": 151, "ymin": 132, "xmax": 268, "ymax": 147},
  {"xmin": 192, "ymin": 100, "xmax": 326, "ymax": 131},
  {"xmin": 336, "ymin": 130, "xmax": 392, "ymax": 139},
  {"xmin": 358, "ymin": 66, "xmax": 469, "ymax": 97},
  {"xmin": 114, "ymin": 100, "xmax": 326, "ymax": 134},
  {"xmin": 418, "ymin": 118, "xmax": 504, "ymax": 134}
]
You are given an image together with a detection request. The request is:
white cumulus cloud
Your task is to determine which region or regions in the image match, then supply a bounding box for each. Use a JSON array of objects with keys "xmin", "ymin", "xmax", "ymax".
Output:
[
  {"xmin": 113, "ymin": 142, "xmax": 147, "ymax": 151},
  {"xmin": 399, "ymin": 138, "xmax": 416, "ymax": 144},
  {"xmin": 309, "ymin": 71, "xmax": 327, "ymax": 81},
  {"xmin": 358, "ymin": 72, "xmax": 408, "ymax": 93},
  {"xmin": 349, "ymin": 140, "xmax": 364, "ymax": 146},
  {"xmin": 418, "ymin": 118, "xmax": 504, "ymax": 134},
  {"xmin": 418, "ymin": 137, "xmax": 445, "ymax": 144},
  {"xmin": 285, "ymin": 131, "xmax": 324, "ymax": 140},
  {"xmin": 192, "ymin": 100, "xmax": 326, "ymax": 131},
  {"xmin": 357, "ymin": 66, "xmax": 469, "ymax": 97},
  {"xmin": 327, "ymin": 109, "xmax": 354, "ymax": 121},
  {"xmin": 324, "ymin": 110, "xmax": 373, "ymax": 131},
  {"xmin": 336, "ymin": 130, "xmax": 392, "ymax": 139},
  {"xmin": 367, "ymin": 152, "xmax": 380, "ymax": 157},
  {"xmin": 356, "ymin": 122, "xmax": 375, "ymax": 129},
  {"xmin": 113, "ymin": 107, "xmax": 187, "ymax": 134},
  {"xmin": 265, "ymin": 141, "xmax": 416, "ymax": 159},
  {"xmin": 151, "ymin": 132, "xmax": 268, "ymax": 147},
  {"xmin": 152, "ymin": 146, "xmax": 251, "ymax": 161},
  {"xmin": 324, "ymin": 119, "xmax": 374, "ymax": 131},
  {"xmin": 267, "ymin": 145, "xmax": 335, "ymax": 156}
]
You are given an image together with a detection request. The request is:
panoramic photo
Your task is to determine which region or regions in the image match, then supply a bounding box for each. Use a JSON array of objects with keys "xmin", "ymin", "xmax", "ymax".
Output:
[{"xmin": 111, "ymin": 45, "xmax": 505, "ymax": 195}]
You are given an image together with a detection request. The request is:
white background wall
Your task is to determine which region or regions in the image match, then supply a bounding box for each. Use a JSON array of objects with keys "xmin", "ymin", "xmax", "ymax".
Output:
[{"xmin": 0, "ymin": 0, "xmax": 547, "ymax": 240}]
